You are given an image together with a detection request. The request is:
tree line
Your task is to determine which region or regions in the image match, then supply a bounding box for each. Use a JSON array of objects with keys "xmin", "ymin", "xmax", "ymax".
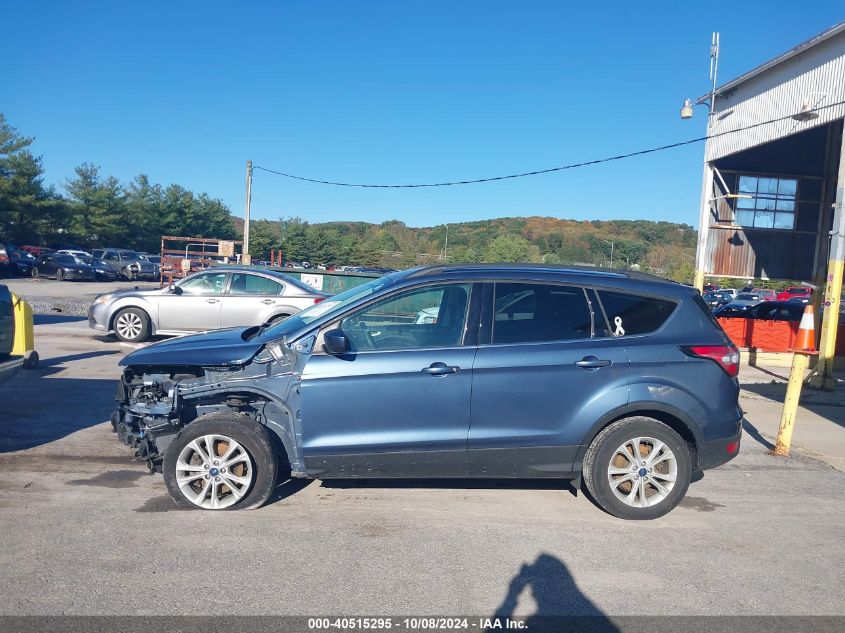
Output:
[{"xmin": 1, "ymin": 113, "xmax": 697, "ymax": 281}]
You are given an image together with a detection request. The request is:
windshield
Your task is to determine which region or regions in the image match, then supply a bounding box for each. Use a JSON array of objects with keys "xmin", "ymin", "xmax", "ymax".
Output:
[
  {"xmin": 736, "ymin": 293, "xmax": 758, "ymax": 301},
  {"xmin": 255, "ymin": 275, "xmax": 396, "ymax": 343}
]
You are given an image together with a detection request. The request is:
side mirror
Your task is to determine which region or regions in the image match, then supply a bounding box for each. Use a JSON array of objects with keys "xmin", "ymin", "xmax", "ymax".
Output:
[
  {"xmin": 323, "ymin": 328, "xmax": 349, "ymax": 355},
  {"xmin": 170, "ymin": 284, "xmax": 183, "ymax": 295}
]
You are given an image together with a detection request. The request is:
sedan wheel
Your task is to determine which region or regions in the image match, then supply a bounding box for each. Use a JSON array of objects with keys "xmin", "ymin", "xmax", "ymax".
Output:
[
  {"xmin": 31, "ymin": 267, "xmax": 39, "ymax": 279},
  {"xmin": 112, "ymin": 308, "xmax": 150, "ymax": 342},
  {"xmin": 56, "ymin": 269, "xmax": 64, "ymax": 281}
]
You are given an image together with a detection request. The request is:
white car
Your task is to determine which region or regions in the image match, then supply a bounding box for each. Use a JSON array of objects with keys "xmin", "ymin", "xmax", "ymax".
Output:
[{"xmin": 57, "ymin": 249, "xmax": 92, "ymax": 259}]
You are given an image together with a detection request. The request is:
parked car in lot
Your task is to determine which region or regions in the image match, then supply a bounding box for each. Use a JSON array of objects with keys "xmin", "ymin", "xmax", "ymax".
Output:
[
  {"xmin": 0, "ymin": 241, "xmax": 9, "ymax": 278},
  {"xmin": 20, "ymin": 245, "xmax": 54, "ymax": 258},
  {"xmin": 78, "ymin": 256, "xmax": 121, "ymax": 281},
  {"xmin": 716, "ymin": 300, "xmax": 807, "ymax": 322},
  {"xmin": 8, "ymin": 249, "xmax": 36, "ymax": 277},
  {"xmin": 90, "ymin": 248, "xmax": 159, "ymax": 281},
  {"xmin": 57, "ymin": 249, "xmax": 92, "ymax": 259},
  {"xmin": 112, "ymin": 264, "xmax": 742, "ymax": 519},
  {"xmin": 89, "ymin": 266, "xmax": 329, "ymax": 342},
  {"xmin": 776, "ymin": 286, "xmax": 813, "ymax": 303},
  {"xmin": 31, "ymin": 253, "xmax": 96, "ymax": 281},
  {"xmin": 714, "ymin": 292, "xmax": 764, "ymax": 316},
  {"xmin": 702, "ymin": 291, "xmax": 731, "ymax": 310}
]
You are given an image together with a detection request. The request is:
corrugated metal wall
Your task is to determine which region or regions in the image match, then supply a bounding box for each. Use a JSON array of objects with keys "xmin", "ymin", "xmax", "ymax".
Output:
[
  {"xmin": 704, "ymin": 31, "xmax": 845, "ymax": 162},
  {"xmin": 705, "ymin": 226, "xmax": 817, "ymax": 280}
]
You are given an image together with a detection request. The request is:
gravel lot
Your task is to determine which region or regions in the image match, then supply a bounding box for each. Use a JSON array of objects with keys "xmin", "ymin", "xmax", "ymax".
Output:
[{"xmin": 0, "ymin": 282, "xmax": 843, "ymax": 618}]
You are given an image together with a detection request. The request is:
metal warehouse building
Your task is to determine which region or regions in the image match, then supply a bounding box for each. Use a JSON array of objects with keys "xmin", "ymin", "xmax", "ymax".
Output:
[{"xmin": 691, "ymin": 21, "xmax": 845, "ymax": 387}]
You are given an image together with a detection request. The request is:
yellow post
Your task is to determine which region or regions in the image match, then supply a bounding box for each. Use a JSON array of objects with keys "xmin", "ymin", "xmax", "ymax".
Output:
[
  {"xmin": 10, "ymin": 293, "xmax": 38, "ymax": 368},
  {"xmin": 808, "ymin": 127, "xmax": 845, "ymax": 390},
  {"xmin": 809, "ymin": 258, "xmax": 844, "ymax": 391},
  {"xmin": 771, "ymin": 352, "xmax": 811, "ymax": 456}
]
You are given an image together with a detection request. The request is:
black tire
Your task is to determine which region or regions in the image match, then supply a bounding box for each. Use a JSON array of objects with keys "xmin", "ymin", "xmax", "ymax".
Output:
[
  {"xmin": 56, "ymin": 269, "xmax": 64, "ymax": 282},
  {"xmin": 31, "ymin": 267, "xmax": 39, "ymax": 279},
  {"xmin": 112, "ymin": 307, "xmax": 151, "ymax": 342},
  {"xmin": 583, "ymin": 416, "xmax": 691, "ymax": 520},
  {"xmin": 163, "ymin": 414, "xmax": 280, "ymax": 511}
]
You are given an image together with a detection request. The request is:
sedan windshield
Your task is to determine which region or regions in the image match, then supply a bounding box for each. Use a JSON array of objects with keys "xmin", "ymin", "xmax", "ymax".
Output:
[{"xmin": 256, "ymin": 275, "xmax": 397, "ymax": 343}]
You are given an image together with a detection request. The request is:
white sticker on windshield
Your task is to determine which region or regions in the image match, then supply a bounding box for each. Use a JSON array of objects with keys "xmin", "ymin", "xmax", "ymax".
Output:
[{"xmin": 613, "ymin": 316, "xmax": 626, "ymax": 337}]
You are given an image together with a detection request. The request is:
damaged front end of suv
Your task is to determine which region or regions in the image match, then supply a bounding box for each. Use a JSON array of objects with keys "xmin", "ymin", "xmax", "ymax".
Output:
[{"xmin": 113, "ymin": 324, "xmax": 317, "ymax": 509}]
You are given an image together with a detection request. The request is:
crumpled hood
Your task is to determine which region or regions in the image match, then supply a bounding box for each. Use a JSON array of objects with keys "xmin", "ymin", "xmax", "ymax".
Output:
[{"xmin": 120, "ymin": 327, "xmax": 263, "ymax": 367}]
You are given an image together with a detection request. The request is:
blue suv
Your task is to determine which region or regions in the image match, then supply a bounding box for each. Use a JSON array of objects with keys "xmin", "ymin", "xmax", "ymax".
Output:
[{"xmin": 113, "ymin": 265, "xmax": 742, "ymax": 519}]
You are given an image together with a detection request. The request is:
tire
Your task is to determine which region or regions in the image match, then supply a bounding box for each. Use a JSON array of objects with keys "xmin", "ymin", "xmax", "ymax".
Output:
[
  {"xmin": 31, "ymin": 267, "xmax": 39, "ymax": 279},
  {"xmin": 123, "ymin": 268, "xmax": 134, "ymax": 281},
  {"xmin": 112, "ymin": 307, "xmax": 151, "ymax": 342},
  {"xmin": 56, "ymin": 269, "xmax": 64, "ymax": 282},
  {"xmin": 163, "ymin": 414, "xmax": 280, "ymax": 510},
  {"xmin": 583, "ymin": 416, "xmax": 691, "ymax": 520}
]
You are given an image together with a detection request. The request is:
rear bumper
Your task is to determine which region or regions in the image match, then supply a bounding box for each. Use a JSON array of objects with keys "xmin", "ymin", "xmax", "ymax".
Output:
[{"xmin": 698, "ymin": 417, "xmax": 743, "ymax": 470}]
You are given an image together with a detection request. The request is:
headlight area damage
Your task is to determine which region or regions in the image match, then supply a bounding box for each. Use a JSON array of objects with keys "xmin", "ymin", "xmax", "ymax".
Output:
[{"xmin": 113, "ymin": 338, "xmax": 309, "ymax": 479}]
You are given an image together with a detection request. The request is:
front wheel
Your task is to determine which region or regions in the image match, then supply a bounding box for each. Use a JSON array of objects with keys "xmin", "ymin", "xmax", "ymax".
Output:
[
  {"xmin": 582, "ymin": 416, "xmax": 691, "ymax": 520},
  {"xmin": 112, "ymin": 307, "xmax": 150, "ymax": 342},
  {"xmin": 123, "ymin": 268, "xmax": 134, "ymax": 281},
  {"xmin": 56, "ymin": 269, "xmax": 64, "ymax": 281},
  {"xmin": 163, "ymin": 415, "xmax": 280, "ymax": 510},
  {"xmin": 31, "ymin": 267, "xmax": 39, "ymax": 279}
]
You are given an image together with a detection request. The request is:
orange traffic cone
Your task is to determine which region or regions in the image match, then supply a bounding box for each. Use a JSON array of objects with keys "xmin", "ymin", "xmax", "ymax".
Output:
[{"xmin": 792, "ymin": 304, "xmax": 817, "ymax": 352}]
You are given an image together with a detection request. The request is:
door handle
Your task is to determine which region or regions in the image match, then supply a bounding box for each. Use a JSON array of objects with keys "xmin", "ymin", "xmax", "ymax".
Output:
[
  {"xmin": 575, "ymin": 356, "xmax": 612, "ymax": 369},
  {"xmin": 261, "ymin": 299, "xmax": 275, "ymax": 305},
  {"xmin": 206, "ymin": 298, "xmax": 219, "ymax": 304},
  {"xmin": 421, "ymin": 362, "xmax": 460, "ymax": 376}
]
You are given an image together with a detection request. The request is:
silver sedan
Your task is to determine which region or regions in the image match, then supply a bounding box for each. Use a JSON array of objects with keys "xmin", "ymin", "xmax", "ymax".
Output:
[{"xmin": 88, "ymin": 267, "xmax": 329, "ymax": 342}]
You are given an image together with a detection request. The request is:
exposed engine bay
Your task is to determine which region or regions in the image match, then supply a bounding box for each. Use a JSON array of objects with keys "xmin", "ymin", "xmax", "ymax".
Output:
[{"xmin": 112, "ymin": 338, "xmax": 312, "ymax": 475}]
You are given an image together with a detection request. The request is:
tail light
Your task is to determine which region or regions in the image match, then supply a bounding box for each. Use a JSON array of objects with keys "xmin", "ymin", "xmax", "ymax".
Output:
[
  {"xmin": 682, "ymin": 345, "xmax": 740, "ymax": 377},
  {"xmin": 313, "ymin": 297, "xmax": 325, "ymax": 304}
]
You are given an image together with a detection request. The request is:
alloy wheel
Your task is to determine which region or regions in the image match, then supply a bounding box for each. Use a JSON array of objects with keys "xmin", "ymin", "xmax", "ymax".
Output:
[
  {"xmin": 607, "ymin": 436, "xmax": 677, "ymax": 508},
  {"xmin": 174, "ymin": 434, "xmax": 254, "ymax": 509},
  {"xmin": 115, "ymin": 312, "xmax": 143, "ymax": 340}
]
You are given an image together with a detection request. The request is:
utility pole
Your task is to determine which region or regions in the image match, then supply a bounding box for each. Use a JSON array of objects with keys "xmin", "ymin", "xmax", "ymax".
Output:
[
  {"xmin": 243, "ymin": 160, "xmax": 253, "ymax": 265},
  {"xmin": 603, "ymin": 240, "xmax": 614, "ymax": 268},
  {"xmin": 443, "ymin": 224, "xmax": 449, "ymax": 261},
  {"xmin": 809, "ymin": 128, "xmax": 845, "ymax": 390}
]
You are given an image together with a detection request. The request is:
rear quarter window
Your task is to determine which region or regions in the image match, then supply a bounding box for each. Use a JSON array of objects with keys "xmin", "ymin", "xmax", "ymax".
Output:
[{"xmin": 596, "ymin": 290, "xmax": 677, "ymax": 336}]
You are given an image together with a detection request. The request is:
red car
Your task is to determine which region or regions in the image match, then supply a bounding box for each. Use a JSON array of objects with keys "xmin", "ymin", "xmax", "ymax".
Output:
[{"xmin": 776, "ymin": 286, "xmax": 813, "ymax": 302}]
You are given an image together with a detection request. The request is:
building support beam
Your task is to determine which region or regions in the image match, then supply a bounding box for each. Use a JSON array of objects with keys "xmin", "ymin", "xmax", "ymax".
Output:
[
  {"xmin": 693, "ymin": 162, "xmax": 715, "ymax": 292},
  {"xmin": 809, "ymin": 127, "xmax": 845, "ymax": 391}
]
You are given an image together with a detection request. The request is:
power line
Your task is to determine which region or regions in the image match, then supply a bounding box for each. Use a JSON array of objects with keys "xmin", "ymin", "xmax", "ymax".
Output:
[{"xmin": 253, "ymin": 100, "xmax": 845, "ymax": 188}]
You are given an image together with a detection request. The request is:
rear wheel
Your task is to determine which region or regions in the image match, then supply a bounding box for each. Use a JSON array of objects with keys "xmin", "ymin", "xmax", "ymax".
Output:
[
  {"xmin": 112, "ymin": 307, "xmax": 150, "ymax": 342},
  {"xmin": 583, "ymin": 416, "xmax": 691, "ymax": 520},
  {"xmin": 163, "ymin": 415, "xmax": 279, "ymax": 510}
]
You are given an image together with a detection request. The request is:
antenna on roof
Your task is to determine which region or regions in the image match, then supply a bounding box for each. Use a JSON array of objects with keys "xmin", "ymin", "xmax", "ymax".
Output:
[{"xmin": 709, "ymin": 32, "xmax": 720, "ymax": 112}]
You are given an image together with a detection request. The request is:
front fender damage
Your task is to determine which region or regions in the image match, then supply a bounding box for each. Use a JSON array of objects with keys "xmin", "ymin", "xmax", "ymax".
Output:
[{"xmin": 113, "ymin": 340, "xmax": 309, "ymax": 475}]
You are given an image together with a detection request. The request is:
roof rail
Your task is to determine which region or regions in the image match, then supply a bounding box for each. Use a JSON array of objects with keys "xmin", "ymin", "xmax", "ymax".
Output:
[{"xmin": 405, "ymin": 263, "xmax": 674, "ymax": 283}]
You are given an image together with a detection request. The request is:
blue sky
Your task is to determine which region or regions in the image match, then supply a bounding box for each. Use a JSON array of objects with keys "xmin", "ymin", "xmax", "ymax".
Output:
[{"xmin": 3, "ymin": 1, "xmax": 843, "ymax": 228}]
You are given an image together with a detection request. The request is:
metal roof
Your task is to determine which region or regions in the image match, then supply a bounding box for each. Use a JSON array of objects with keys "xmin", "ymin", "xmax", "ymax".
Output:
[{"xmin": 697, "ymin": 20, "xmax": 845, "ymax": 102}]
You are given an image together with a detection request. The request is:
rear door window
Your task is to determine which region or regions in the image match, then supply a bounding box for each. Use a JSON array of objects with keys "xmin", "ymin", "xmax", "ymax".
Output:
[
  {"xmin": 595, "ymin": 290, "xmax": 676, "ymax": 337},
  {"xmin": 492, "ymin": 283, "xmax": 591, "ymax": 344},
  {"xmin": 229, "ymin": 273, "xmax": 284, "ymax": 295}
]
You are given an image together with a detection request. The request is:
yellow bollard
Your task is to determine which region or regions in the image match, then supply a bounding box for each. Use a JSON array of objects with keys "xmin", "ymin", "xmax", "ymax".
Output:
[
  {"xmin": 771, "ymin": 304, "xmax": 816, "ymax": 457},
  {"xmin": 770, "ymin": 351, "xmax": 811, "ymax": 457},
  {"xmin": 10, "ymin": 293, "xmax": 38, "ymax": 368}
]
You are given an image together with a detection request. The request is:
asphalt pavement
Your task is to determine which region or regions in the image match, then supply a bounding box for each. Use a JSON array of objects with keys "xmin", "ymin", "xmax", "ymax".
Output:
[{"xmin": 0, "ymin": 315, "xmax": 843, "ymax": 617}]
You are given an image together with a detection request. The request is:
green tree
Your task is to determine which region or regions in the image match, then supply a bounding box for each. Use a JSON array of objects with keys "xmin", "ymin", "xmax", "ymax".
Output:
[
  {"xmin": 0, "ymin": 114, "xmax": 62, "ymax": 243},
  {"xmin": 484, "ymin": 235, "xmax": 534, "ymax": 262},
  {"xmin": 65, "ymin": 164, "xmax": 127, "ymax": 246}
]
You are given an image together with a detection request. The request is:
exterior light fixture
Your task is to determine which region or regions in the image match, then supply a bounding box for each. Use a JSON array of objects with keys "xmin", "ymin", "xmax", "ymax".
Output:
[
  {"xmin": 792, "ymin": 103, "xmax": 820, "ymax": 121},
  {"xmin": 680, "ymin": 99, "xmax": 695, "ymax": 119}
]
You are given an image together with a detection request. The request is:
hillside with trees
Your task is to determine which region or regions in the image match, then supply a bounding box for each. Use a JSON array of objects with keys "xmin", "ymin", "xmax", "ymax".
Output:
[{"xmin": 1, "ymin": 112, "xmax": 696, "ymax": 281}]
